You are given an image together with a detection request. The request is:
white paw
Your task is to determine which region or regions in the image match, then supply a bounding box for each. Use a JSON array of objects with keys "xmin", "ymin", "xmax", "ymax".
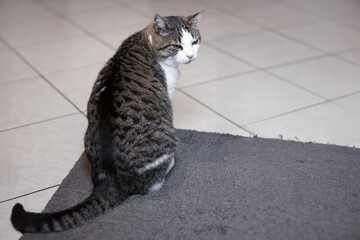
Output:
[
  {"xmin": 166, "ymin": 157, "xmax": 175, "ymax": 175},
  {"xmin": 150, "ymin": 181, "xmax": 164, "ymax": 192}
]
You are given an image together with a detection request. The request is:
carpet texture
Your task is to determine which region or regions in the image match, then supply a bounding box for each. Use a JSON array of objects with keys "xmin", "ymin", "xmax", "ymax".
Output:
[{"xmin": 20, "ymin": 129, "xmax": 360, "ymax": 240}]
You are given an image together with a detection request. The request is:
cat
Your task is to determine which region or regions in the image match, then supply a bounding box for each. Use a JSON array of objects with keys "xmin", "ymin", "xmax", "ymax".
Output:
[{"xmin": 11, "ymin": 11, "xmax": 203, "ymax": 234}]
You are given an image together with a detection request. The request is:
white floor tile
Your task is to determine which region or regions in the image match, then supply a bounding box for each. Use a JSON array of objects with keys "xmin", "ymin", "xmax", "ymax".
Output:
[
  {"xmin": 0, "ymin": 41, "xmax": 8, "ymax": 52},
  {"xmin": 179, "ymin": 45, "xmax": 254, "ymax": 88},
  {"xmin": 238, "ymin": 3, "xmax": 320, "ymax": 28},
  {"xmin": 173, "ymin": 90, "xmax": 248, "ymax": 135},
  {"xmin": 198, "ymin": 11, "xmax": 261, "ymax": 41},
  {"xmin": 0, "ymin": 1, "xmax": 56, "ymax": 24},
  {"xmin": 0, "ymin": 114, "xmax": 86, "ymax": 201},
  {"xmin": 0, "ymin": 0, "xmax": 27, "ymax": 5},
  {"xmin": 279, "ymin": 20, "xmax": 360, "ymax": 53},
  {"xmin": 333, "ymin": 93, "xmax": 360, "ymax": 116},
  {"xmin": 334, "ymin": 13, "xmax": 360, "ymax": 30},
  {"xmin": 46, "ymin": 64, "xmax": 104, "ymax": 112},
  {"xmin": 0, "ymin": 187, "xmax": 57, "ymax": 240},
  {"xmin": 246, "ymin": 102, "xmax": 360, "ymax": 147},
  {"xmin": 0, "ymin": 16, "xmax": 86, "ymax": 48},
  {"xmin": 17, "ymin": 36, "xmax": 113, "ymax": 75},
  {"xmin": 37, "ymin": 0, "xmax": 121, "ymax": 15},
  {"xmin": 130, "ymin": 0, "xmax": 218, "ymax": 17},
  {"xmin": 0, "ymin": 48, "xmax": 38, "ymax": 84},
  {"xmin": 277, "ymin": 0, "xmax": 360, "ymax": 17},
  {"xmin": 339, "ymin": 48, "xmax": 360, "ymax": 66},
  {"xmin": 0, "ymin": 78, "xmax": 78, "ymax": 131},
  {"xmin": 67, "ymin": 7, "xmax": 149, "ymax": 35},
  {"xmin": 96, "ymin": 25, "xmax": 144, "ymax": 49},
  {"xmin": 269, "ymin": 57, "xmax": 360, "ymax": 99},
  {"xmin": 202, "ymin": 0, "xmax": 273, "ymax": 13},
  {"xmin": 215, "ymin": 31, "xmax": 322, "ymax": 68},
  {"xmin": 182, "ymin": 71, "xmax": 323, "ymax": 126},
  {"xmin": 116, "ymin": 0, "xmax": 164, "ymax": 3}
]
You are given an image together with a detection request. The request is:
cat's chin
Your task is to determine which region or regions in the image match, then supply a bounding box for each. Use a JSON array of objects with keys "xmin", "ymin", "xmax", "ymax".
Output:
[{"xmin": 180, "ymin": 58, "xmax": 196, "ymax": 65}]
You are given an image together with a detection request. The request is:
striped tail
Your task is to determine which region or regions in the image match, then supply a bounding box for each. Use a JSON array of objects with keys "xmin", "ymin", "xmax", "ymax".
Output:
[{"xmin": 11, "ymin": 192, "xmax": 125, "ymax": 233}]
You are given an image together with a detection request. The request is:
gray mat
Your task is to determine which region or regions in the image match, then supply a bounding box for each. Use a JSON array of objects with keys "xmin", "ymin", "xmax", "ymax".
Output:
[{"xmin": 20, "ymin": 129, "xmax": 360, "ymax": 240}]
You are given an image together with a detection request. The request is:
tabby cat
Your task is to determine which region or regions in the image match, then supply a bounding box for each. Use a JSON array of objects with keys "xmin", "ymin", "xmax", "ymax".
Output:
[{"xmin": 11, "ymin": 11, "xmax": 202, "ymax": 233}]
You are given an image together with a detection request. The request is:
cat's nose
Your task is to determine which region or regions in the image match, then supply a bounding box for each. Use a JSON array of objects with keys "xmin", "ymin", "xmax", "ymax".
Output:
[{"xmin": 186, "ymin": 55, "xmax": 193, "ymax": 60}]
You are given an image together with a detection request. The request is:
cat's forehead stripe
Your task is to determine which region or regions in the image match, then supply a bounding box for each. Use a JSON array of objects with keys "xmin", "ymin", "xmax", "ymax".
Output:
[{"xmin": 181, "ymin": 28, "xmax": 194, "ymax": 44}]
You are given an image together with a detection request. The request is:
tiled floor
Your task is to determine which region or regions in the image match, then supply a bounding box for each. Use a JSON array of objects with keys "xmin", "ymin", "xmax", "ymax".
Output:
[{"xmin": 1, "ymin": 0, "xmax": 360, "ymax": 238}]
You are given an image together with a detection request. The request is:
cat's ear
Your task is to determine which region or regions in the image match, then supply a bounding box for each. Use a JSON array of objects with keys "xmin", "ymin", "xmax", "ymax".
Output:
[
  {"xmin": 187, "ymin": 11, "xmax": 203, "ymax": 29},
  {"xmin": 154, "ymin": 14, "xmax": 173, "ymax": 37}
]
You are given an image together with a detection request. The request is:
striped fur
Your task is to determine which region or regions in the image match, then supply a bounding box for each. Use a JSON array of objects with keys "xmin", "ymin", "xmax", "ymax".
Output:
[{"xmin": 11, "ymin": 12, "xmax": 202, "ymax": 234}]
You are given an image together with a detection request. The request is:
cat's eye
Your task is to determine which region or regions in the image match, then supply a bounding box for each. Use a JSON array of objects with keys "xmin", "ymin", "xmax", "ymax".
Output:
[
  {"xmin": 172, "ymin": 45, "xmax": 183, "ymax": 50},
  {"xmin": 192, "ymin": 39, "xmax": 199, "ymax": 45}
]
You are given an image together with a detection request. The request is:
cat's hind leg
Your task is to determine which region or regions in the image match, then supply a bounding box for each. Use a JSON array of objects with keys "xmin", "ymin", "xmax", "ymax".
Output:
[
  {"xmin": 149, "ymin": 179, "xmax": 165, "ymax": 192},
  {"xmin": 149, "ymin": 157, "xmax": 174, "ymax": 192},
  {"xmin": 165, "ymin": 157, "xmax": 175, "ymax": 175}
]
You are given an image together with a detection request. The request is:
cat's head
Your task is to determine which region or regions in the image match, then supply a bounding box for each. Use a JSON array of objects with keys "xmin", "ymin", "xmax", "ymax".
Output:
[{"xmin": 149, "ymin": 11, "xmax": 203, "ymax": 66}]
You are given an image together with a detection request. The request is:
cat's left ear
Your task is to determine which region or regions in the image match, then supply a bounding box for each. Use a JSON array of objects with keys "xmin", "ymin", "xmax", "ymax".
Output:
[{"xmin": 187, "ymin": 11, "xmax": 204, "ymax": 29}]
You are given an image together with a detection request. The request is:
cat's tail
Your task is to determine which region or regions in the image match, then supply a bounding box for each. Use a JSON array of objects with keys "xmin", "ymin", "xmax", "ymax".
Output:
[{"xmin": 11, "ymin": 190, "xmax": 126, "ymax": 233}]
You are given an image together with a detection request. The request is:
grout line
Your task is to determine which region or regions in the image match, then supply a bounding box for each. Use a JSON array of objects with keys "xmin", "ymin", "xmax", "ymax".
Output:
[
  {"xmin": 109, "ymin": 0, "xmax": 152, "ymax": 18},
  {"xmin": 327, "ymin": 89, "xmax": 360, "ymax": 102},
  {"xmin": 332, "ymin": 54, "xmax": 360, "ymax": 68},
  {"xmin": 332, "ymin": 102, "xmax": 360, "ymax": 118},
  {"xmin": 251, "ymin": 24, "xmax": 327, "ymax": 53},
  {"xmin": 244, "ymin": 101, "xmax": 328, "ymax": 126},
  {"xmin": 270, "ymin": 19, "xmax": 323, "ymax": 31},
  {"xmin": 331, "ymin": 17, "xmax": 360, "ymax": 32},
  {"xmin": 202, "ymin": 40, "xmax": 259, "ymax": 68},
  {"xmin": 269, "ymin": 0, "xmax": 356, "ymax": 20},
  {"xmin": 13, "ymin": 34, "xmax": 88, "ymax": 50},
  {"xmin": 204, "ymin": 29, "xmax": 265, "ymax": 43},
  {"xmin": 9, "ymin": 32, "xmax": 88, "ymax": 50},
  {"xmin": 0, "ymin": 185, "xmax": 60, "ymax": 204},
  {"xmin": 0, "ymin": 35, "xmax": 86, "ymax": 118},
  {"xmin": 262, "ymin": 3, "xmax": 360, "ymax": 69},
  {"xmin": 262, "ymin": 70, "xmax": 327, "ymax": 100},
  {"xmin": 177, "ymin": 89, "xmax": 256, "ymax": 136},
  {"xmin": 178, "ymin": 69, "xmax": 258, "ymax": 89},
  {"xmin": 327, "ymin": 90, "xmax": 360, "ymax": 117},
  {"xmin": 244, "ymin": 90, "xmax": 360, "ymax": 126},
  {"xmin": 0, "ymin": 112, "xmax": 82, "ymax": 134},
  {"xmin": 275, "ymin": 0, "xmax": 360, "ymax": 24},
  {"xmin": 0, "ymin": 75, "xmax": 40, "ymax": 86},
  {"xmin": 263, "ymin": 54, "xmax": 329, "ymax": 70},
  {"xmin": 334, "ymin": 46, "xmax": 360, "ymax": 55},
  {"xmin": 42, "ymin": 61, "xmax": 105, "ymax": 78}
]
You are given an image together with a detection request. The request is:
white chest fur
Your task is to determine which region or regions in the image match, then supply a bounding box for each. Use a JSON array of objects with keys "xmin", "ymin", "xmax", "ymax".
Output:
[{"xmin": 160, "ymin": 62, "xmax": 180, "ymax": 100}]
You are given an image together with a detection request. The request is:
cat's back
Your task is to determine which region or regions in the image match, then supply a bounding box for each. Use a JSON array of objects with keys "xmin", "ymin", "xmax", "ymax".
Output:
[
  {"xmin": 90, "ymin": 29, "xmax": 170, "ymax": 115},
  {"xmin": 86, "ymin": 28, "xmax": 175, "ymax": 154},
  {"xmin": 113, "ymin": 29, "xmax": 172, "ymax": 121}
]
